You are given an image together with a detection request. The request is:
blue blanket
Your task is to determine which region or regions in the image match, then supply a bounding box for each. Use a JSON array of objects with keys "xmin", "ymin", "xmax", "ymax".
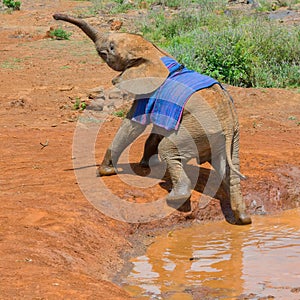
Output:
[{"xmin": 132, "ymin": 56, "xmax": 220, "ymax": 131}]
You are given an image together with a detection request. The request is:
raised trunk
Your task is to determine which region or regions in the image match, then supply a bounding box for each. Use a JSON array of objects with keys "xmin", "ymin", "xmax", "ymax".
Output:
[{"xmin": 53, "ymin": 13, "xmax": 100, "ymax": 43}]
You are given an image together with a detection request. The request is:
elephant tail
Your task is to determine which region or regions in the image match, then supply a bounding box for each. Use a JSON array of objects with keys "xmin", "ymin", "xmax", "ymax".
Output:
[{"xmin": 225, "ymin": 135, "xmax": 247, "ymax": 180}]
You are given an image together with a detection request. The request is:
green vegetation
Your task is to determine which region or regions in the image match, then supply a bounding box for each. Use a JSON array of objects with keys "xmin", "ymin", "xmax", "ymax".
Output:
[
  {"xmin": 74, "ymin": 97, "xmax": 87, "ymax": 110},
  {"xmin": 3, "ymin": 0, "xmax": 21, "ymax": 10},
  {"xmin": 288, "ymin": 116, "xmax": 300, "ymax": 126},
  {"xmin": 49, "ymin": 27, "xmax": 72, "ymax": 40},
  {"xmin": 60, "ymin": 65, "xmax": 71, "ymax": 69},
  {"xmin": 256, "ymin": 0, "xmax": 297, "ymax": 11},
  {"xmin": 109, "ymin": 0, "xmax": 135, "ymax": 13},
  {"xmin": 113, "ymin": 109, "xmax": 126, "ymax": 118},
  {"xmin": 77, "ymin": 0, "xmax": 135, "ymax": 16},
  {"xmin": 1, "ymin": 58, "xmax": 22, "ymax": 69},
  {"xmin": 81, "ymin": 0, "xmax": 299, "ymax": 88},
  {"xmin": 139, "ymin": 4, "xmax": 300, "ymax": 88}
]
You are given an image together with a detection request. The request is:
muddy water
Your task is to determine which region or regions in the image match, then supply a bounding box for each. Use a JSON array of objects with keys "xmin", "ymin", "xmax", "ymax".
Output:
[{"xmin": 124, "ymin": 209, "xmax": 300, "ymax": 299}]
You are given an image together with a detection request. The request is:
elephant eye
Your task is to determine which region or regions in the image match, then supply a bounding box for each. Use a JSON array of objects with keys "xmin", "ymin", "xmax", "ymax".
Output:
[{"xmin": 109, "ymin": 42, "xmax": 115, "ymax": 52}]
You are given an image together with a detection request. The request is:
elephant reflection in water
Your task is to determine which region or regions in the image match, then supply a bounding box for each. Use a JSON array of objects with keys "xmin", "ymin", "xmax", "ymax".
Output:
[{"xmin": 128, "ymin": 223, "xmax": 247, "ymax": 298}]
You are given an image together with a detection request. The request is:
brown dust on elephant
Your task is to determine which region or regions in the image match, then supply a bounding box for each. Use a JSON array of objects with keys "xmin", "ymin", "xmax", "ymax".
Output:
[{"xmin": 53, "ymin": 13, "xmax": 251, "ymax": 225}]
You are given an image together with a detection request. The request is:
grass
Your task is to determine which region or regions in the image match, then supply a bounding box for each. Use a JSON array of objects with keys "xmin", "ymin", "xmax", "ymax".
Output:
[
  {"xmin": 60, "ymin": 65, "xmax": 71, "ymax": 69},
  {"xmin": 76, "ymin": 0, "xmax": 135, "ymax": 17},
  {"xmin": 49, "ymin": 27, "xmax": 72, "ymax": 40},
  {"xmin": 256, "ymin": 0, "xmax": 300, "ymax": 11},
  {"xmin": 113, "ymin": 109, "xmax": 126, "ymax": 118},
  {"xmin": 74, "ymin": 97, "xmax": 87, "ymax": 110},
  {"xmin": 139, "ymin": 5, "xmax": 300, "ymax": 88},
  {"xmin": 0, "ymin": 57, "xmax": 22, "ymax": 69}
]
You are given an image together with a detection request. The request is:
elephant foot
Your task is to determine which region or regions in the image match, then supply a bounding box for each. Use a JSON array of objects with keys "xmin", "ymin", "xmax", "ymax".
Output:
[
  {"xmin": 234, "ymin": 211, "xmax": 252, "ymax": 225},
  {"xmin": 167, "ymin": 197, "xmax": 191, "ymax": 212},
  {"xmin": 139, "ymin": 158, "xmax": 150, "ymax": 168},
  {"xmin": 97, "ymin": 165, "xmax": 117, "ymax": 177},
  {"xmin": 166, "ymin": 181, "xmax": 191, "ymax": 211},
  {"xmin": 139, "ymin": 155, "xmax": 161, "ymax": 168}
]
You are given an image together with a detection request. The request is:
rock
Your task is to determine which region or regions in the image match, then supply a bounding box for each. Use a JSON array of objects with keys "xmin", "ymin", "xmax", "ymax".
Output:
[
  {"xmin": 59, "ymin": 86, "xmax": 74, "ymax": 91},
  {"xmin": 86, "ymin": 98, "xmax": 105, "ymax": 111},
  {"xmin": 268, "ymin": 10, "xmax": 296, "ymax": 21},
  {"xmin": 108, "ymin": 89, "xmax": 123, "ymax": 100},
  {"xmin": 89, "ymin": 87, "xmax": 105, "ymax": 100},
  {"xmin": 10, "ymin": 99, "xmax": 26, "ymax": 108},
  {"xmin": 110, "ymin": 20, "xmax": 123, "ymax": 31},
  {"xmin": 9, "ymin": 96, "xmax": 31, "ymax": 108}
]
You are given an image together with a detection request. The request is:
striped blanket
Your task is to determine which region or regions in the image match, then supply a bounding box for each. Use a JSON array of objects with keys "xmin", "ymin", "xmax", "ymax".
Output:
[{"xmin": 132, "ymin": 56, "xmax": 220, "ymax": 131}]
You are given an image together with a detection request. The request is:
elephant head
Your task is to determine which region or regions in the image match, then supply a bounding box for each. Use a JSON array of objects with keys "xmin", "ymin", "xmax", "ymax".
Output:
[{"xmin": 53, "ymin": 14, "xmax": 169, "ymax": 94}]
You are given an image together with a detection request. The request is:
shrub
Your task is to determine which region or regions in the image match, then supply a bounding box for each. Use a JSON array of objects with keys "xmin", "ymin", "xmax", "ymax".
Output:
[
  {"xmin": 3, "ymin": 0, "xmax": 21, "ymax": 10},
  {"xmin": 140, "ymin": 8, "xmax": 300, "ymax": 88},
  {"xmin": 49, "ymin": 28, "xmax": 72, "ymax": 40}
]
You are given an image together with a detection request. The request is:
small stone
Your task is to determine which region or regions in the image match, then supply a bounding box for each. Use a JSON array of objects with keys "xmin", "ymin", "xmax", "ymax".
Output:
[
  {"xmin": 110, "ymin": 20, "xmax": 123, "ymax": 31},
  {"xmin": 108, "ymin": 89, "xmax": 123, "ymax": 100},
  {"xmin": 59, "ymin": 86, "xmax": 74, "ymax": 91},
  {"xmin": 291, "ymin": 287, "xmax": 300, "ymax": 293}
]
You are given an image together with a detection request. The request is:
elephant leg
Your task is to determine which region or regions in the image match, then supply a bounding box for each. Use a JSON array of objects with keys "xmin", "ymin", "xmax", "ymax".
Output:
[
  {"xmin": 210, "ymin": 136, "xmax": 251, "ymax": 225},
  {"xmin": 211, "ymin": 152, "xmax": 237, "ymax": 223},
  {"xmin": 98, "ymin": 117, "xmax": 146, "ymax": 176},
  {"xmin": 226, "ymin": 134, "xmax": 251, "ymax": 225},
  {"xmin": 158, "ymin": 138, "xmax": 192, "ymax": 208},
  {"xmin": 99, "ymin": 148, "xmax": 117, "ymax": 176},
  {"xmin": 139, "ymin": 132, "xmax": 163, "ymax": 168},
  {"xmin": 229, "ymin": 176, "xmax": 251, "ymax": 225}
]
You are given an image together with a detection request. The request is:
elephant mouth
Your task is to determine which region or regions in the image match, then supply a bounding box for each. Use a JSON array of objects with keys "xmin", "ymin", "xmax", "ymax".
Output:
[{"xmin": 97, "ymin": 49, "xmax": 108, "ymax": 61}]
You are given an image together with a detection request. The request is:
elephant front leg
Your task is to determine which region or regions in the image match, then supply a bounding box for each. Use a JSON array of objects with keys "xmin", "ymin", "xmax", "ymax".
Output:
[
  {"xmin": 98, "ymin": 148, "xmax": 117, "ymax": 176},
  {"xmin": 98, "ymin": 118, "xmax": 146, "ymax": 176}
]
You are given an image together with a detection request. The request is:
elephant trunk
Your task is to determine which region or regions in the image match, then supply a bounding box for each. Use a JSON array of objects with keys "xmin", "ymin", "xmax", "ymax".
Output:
[{"xmin": 53, "ymin": 13, "xmax": 100, "ymax": 43}]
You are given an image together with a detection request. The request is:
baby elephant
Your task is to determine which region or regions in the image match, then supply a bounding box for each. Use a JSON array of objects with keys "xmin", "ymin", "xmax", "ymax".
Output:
[{"xmin": 53, "ymin": 13, "xmax": 251, "ymax": 225}]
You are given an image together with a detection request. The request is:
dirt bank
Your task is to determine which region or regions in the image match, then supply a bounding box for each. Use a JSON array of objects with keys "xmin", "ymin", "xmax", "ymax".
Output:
[{"xmin": 0, "ymin": 1, "xmax": 299, "ymax": 299}]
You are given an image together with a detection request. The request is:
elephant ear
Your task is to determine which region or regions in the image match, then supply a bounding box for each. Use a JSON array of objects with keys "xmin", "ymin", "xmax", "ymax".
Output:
[{"xmin": 113, "ymin": 58, "xmax": 169, "ymax": 95}]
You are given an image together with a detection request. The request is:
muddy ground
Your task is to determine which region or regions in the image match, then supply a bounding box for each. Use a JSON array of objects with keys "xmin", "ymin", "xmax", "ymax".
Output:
[{"xmin": 0, "ymin": 1, "xmax": 299, "ymax": 299}]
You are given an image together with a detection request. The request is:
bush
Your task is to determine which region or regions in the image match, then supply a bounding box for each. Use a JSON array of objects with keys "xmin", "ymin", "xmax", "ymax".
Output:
[
  {"xmin": 49, "ymin": 28, "xmax": 72, "ymax": 40},
  {"xmin": 3, "ymin": 0, "xmax": 21, "ymax": 10},
  {"xmin": 140, "ymin": 9, "xmax": 300, "ymax": 88}
]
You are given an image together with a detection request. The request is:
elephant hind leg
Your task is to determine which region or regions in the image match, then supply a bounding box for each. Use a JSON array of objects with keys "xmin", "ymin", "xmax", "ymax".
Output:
[
  {"xmin": 225, "ymin": 165, "xmax": 251, "ymax": 225},
  {"xmin": 229, "ymin": 133, "xmax": 252, "ymax": 225},
  {"xmin": 229, "ymin": 176, "xmax": 252, "ymax": 225},
  {"xmin": 211, "ymin": 150, "xmax": 251, "ymax": 225},
  {"xmin": 158, "ymin": 138, "xmax": 192, "ymax": 210},
  {"xmin": 139, "ymin": 133, "xmax": 163, "ymax": 168},
  {"xmin": 165, "ymin": 159, "xmax": 192, "ymax": 211}
]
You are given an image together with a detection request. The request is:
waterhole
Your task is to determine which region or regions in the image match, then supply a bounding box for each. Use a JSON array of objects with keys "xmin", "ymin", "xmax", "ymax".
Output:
[{"xmin": 123, "ymin": 209, "xmax": 300, "ymax": 299}]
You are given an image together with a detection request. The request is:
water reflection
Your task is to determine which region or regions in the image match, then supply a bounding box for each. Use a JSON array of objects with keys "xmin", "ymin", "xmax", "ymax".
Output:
[{"xmin": 124, "ymin": 209, "xmax": 300, "ymax": 299}]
